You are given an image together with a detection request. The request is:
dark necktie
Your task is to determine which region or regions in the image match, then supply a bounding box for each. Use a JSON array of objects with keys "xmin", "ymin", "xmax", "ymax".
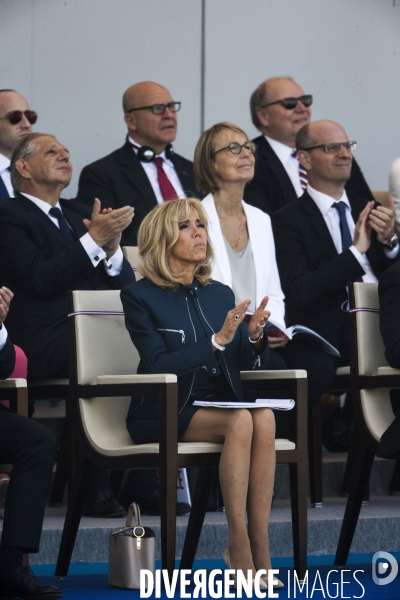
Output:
[
  {"xmin": 154, "ymin": 157, "xmax": 178, "ymax": 202},
  {"xmin": 49, "ymin": 206, "xmax": 76, "ymax": 244},
  {"xmin": 332, "ymin": 201, "xmax": 353, "ymax": 251},
  {"xmin": 0, "ymin": 170, "xmax": 10, "ymax": 199},
  {"xmin": 292, "ymin": 151, "xmax": 308, "ymax": 191}
]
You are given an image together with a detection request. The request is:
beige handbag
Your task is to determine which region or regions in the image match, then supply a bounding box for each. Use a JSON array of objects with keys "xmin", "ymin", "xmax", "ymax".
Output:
[{"xmin": 108, "ymin": 502, "xmax": 155, "ymax": 589}]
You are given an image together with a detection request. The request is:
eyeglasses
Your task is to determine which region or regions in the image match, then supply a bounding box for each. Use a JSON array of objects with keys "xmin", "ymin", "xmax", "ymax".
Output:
[
  {"xmin": 300, "ymin": 141, "xmax": 357, "ymax": 153},
  {"xmin": 0, "ymin": 110, "xmax": 37, "ymax": 125},
  {"xmin": 211, "ymin": 141, "xmax": 256, "ymax": 157},
  {"xmin": 127, "ymin": 102, "xmax": 181, "ymax": 115},
  {"xmin": 261, "ymin": 95, "xmax": 313, "ymax": 110}
]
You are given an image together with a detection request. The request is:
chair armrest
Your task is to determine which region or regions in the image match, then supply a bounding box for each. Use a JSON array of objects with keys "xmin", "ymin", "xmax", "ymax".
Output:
[
  {"xmin": 30, "ymin": 379, "xmax": 69, "ymax": 387},
  {"xmin": 377, "ymin": 366, "xmax": 400, "ymax": 376},
  {"xmin": 96, "ymin": 374, "xmax": 177, "ymax": 385},
  {"xmin": 0, "ymin": 378, "xmax": 27, "ymax": 388},
  {"xmin": 336, "ymin": 366, "xmax": 350, "ymax": 376},
  {"xmin": 240, "ymin": 369, "xmax": 307, "ymax": 380}
]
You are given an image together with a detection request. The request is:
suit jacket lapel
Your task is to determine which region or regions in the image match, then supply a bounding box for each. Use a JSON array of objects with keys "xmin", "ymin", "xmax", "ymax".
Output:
[
  {"xmin": 60, "ymin": 201, "xmax": 89, "ymax": 238},
  {"xmin": 13, "ymin": 194, "xmax": 71, "ymax": 247},
  {"xmin": 118, "ymin": 142, "xmax": 158, "ymax": 212},
  {"xmin": 300, "ymin": 191, "xmax": 338, "ymax": 259},
  {"xmin": 171, "ymin": 155, "xmax": 193, "ymax": 192},
  {"xmin": 255, "ymin": 136, "xmax": 298, "ymax": 205}
]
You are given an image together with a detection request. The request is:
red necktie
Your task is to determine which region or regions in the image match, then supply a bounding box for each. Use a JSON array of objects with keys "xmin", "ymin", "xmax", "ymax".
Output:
[{"xmin": 154, "ymin": 157, "xmax": 178, "ymax": 202}]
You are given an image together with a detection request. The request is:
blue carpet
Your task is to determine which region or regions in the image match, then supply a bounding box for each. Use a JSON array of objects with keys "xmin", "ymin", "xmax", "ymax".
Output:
[{"xmin": 32, "ymin": 557, "xmax": 400, "ymax": 599}]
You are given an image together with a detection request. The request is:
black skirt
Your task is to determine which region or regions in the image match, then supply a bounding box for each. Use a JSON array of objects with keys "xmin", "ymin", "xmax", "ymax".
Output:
[{"xmin": 126, "ymin": 403, "xmax": 200, "ymax": 444}]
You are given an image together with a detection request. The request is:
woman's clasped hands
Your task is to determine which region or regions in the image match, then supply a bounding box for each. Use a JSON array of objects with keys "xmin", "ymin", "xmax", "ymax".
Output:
[{"xmin": 214, "ymin": 296, "xmax": 270, "ymax": 348}]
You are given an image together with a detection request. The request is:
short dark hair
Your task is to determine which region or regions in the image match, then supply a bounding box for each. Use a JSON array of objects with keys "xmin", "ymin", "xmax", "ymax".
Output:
[
  {"xmin": 0, "ymin": 89, "xmax": 16, "ymax": 94},
  {"xmin": 250, "ymin": 83, "xmax": 268, "ymax": 129},
  {"xmin": 295, "ymin": 124, "xmax": 316, "ymax": 151},
  {"xmin": 11, "ymin": 132, "xmax": 56, "ymax": 191}
]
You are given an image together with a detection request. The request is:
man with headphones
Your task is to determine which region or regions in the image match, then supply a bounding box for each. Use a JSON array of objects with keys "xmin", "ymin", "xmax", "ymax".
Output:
[{"xmin": 76, "ymin": 81, "xmax": 198, "ymax": 246}]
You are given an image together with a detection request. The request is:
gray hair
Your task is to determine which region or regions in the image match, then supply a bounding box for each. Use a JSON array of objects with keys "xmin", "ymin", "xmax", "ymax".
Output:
[
  {"xmin": 250, "ymin": 83, "xmax": 268, "ymax": 129},
  {"xmin": 10, "ymin": 132, "xmax": 56, "ymax": 192}
]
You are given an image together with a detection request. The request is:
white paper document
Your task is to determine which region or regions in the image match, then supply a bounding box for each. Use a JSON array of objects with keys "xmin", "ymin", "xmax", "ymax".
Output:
[{"xmin": 193, "ymin": 399, "xmax": 295, "ymax": 410}]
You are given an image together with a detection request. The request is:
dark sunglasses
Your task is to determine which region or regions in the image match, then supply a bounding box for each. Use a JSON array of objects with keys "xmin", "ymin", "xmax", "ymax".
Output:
[
  {"xmin": 127, "ymin": 102, "xmax": 181, "ymax": 115},
  {"xmin": 211, "ymin": 141, "xmax": 256, "ymax": 157},
  {"xmin": 262, "ymin": 95, "xmax": 313, "ymax": 110},
  {"xmin": 0, "ymin": 110, "xmax": 38, "ymax": 125}
]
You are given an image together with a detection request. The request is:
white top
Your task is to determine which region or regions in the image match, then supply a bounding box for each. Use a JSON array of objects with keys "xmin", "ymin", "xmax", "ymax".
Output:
[
  {"xmin": 20, "ymin": 193, "xmax": 123, "ymax": 276},
  {"xmin": 223, "ymin": 238, "xmax": 257, "ymax": 312},
  {"xmin": 265, "ymin": 135, "xmax": 303, "ymax": 198},
  {"xmin": 307, "ymin": 185, "xmax": 398, "ymax": 282},
  {"xmin": 0, "ymin": 153, "xmax": 14, "ymax": 197},
  {"xmin": 129, "ymin": 136, "xmax": 185, "ymax": 205},
  {"xmin": 0, "ymin": 324, "xmax": 8, "ymax": 352},
  {"xmin": 202, "ymin": 193, "xmax": 286, "ymax": 329},
  {"xmin": 389, "ymin": 156, "xmax": 400, "ymax": 230}
]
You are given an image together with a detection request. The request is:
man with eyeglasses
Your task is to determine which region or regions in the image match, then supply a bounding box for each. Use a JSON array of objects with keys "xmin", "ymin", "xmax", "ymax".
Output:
[
  {"xmin": 0, "ymin": 89, "xmax": 37, "ymax": 200},
  {"xmin": 244, "ymin": 77, "xmax": 373, "ymax": 214},
  {"xmin": 271, "ymin": 120, "xmax": 398, "ymax": 449},
  {"xmin": 76, "ymin": 81, "xmax": 197, "ymax": 245}
]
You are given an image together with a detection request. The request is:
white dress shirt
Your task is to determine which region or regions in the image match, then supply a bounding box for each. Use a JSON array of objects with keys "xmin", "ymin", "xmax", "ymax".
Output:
[
  {"xmin": 20, "ymin": 193, "xmax": 123, "ymax": 276},
  {"xmin": 265, "ymin": 136, "xmax": 303, "ymax": 198},
  {"xmin": 129, "ymin": 137, "xmax": 185, "ymax": 205},
  {"xmin": 307, "ymin": 185, "xmax": 399, "ymax": 283},
  {"xmin": 0, "ymin": 323, "xmax": 8, "ymax": 352},
  {"xmin": 0, "ymin": 153, "xmax": 14, "ymax": 197}
]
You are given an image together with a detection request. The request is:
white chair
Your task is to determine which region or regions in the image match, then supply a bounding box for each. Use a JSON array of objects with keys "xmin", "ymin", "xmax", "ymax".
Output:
[
  {"xmin": 335, "ymin": 282, "xmax": 398, "ymax": 565},
  {"xmin": 122, "ymin": 246, "xmax": 143, "ymax": 280},
  {"xmin": 55, "ymin": 290, "xmax": 308, "ymax": 579}
]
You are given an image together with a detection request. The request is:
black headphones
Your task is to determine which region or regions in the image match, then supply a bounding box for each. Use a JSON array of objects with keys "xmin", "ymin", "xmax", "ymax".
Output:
[{"xmin": 129, "ymin": 139, "xmax": 174, "ymax": 163}]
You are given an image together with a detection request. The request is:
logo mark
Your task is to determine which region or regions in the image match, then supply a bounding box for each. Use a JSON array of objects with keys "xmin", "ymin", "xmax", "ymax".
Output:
[{"xmin": 372, "ymin": 551, "xmax": 398, "ymax": 586}]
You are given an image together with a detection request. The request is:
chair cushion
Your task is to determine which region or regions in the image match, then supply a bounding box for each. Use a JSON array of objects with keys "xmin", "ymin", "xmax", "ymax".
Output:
[{"xmin": 360, "ymin": 389, "xmax": 396, "ymax": 441}]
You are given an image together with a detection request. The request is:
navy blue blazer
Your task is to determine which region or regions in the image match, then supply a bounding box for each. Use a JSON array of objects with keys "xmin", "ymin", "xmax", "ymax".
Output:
[
  {"xmin": 121, "ymin": 278, "xmax": 270, "ymax": 419},
  {"xmin": 0, "ymin": 193, "xmax": 135, "ymax": 381},
  {"xmin": 0, "ymin": 335, "xmax": 16, "ymax": 380}
]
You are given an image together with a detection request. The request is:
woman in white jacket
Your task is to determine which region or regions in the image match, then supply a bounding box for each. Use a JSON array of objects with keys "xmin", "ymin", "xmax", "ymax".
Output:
[{"xmin": 194, "ymin": 122, "xmax": 334, "ymax": 404}]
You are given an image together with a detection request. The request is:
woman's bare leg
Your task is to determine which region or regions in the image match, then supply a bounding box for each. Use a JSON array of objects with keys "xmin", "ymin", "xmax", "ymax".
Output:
[
  {"xmin": 183, "ymin": 407, "xmax": 256, "ymax": 575},
  {"xmin": 246, "ymin": 408, "xmax": 276, "ymax": 573}
]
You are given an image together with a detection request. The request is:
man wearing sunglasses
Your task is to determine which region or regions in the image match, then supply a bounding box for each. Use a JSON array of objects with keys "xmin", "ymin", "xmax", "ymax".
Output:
[
  {"xmin": 271, "ymin": 120, "xmax": 398, "ymax": 449},
  {"xmin": 0, "ymin": 89, "xmax": 37, "ymax": 200},
  {"xmin": 244, "ymin": 77, "xmax": 373, "ymax": 214},
  {"xmin": 76, "ymin": 81, "xmax": 197, "ymax": 246}
]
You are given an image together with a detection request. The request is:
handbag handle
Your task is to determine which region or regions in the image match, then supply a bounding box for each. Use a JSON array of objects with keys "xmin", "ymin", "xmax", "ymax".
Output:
[{"xmin": 125, "ymin": 502, "xmax": 141, "ymax": 528}]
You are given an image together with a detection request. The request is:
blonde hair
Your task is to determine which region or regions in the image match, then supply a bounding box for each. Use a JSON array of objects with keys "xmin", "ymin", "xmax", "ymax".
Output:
[
  {"xmin": 137, "ymin": 198, "xmax": 213, "ymax": 290},
  {"xmin": 194, "ymin": 122, "xmax": 250, "ymax": 195}
]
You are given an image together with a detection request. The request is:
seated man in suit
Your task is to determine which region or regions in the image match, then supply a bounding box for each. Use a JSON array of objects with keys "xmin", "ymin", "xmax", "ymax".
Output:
[
  {"xmin": 0, "ymin": 89, "xmax": 36, "ymax": 199},
  {"xmin": 0, "ymin": 287, "xmax": 63, "ymax": 600},
  {"xmin": 0, "ymin": 131, "xmax": 135, "ymax": 517},
  {"xmin": 244, "ymin": 77, "xmax": 373, "ymax": 214},
  {"xmin": 272, "ymin": 121, "xmax": 398, "ymax": 428},
  {"xmin": 76, "ymin": 81, "xmax": 198, "ymax": 245}
]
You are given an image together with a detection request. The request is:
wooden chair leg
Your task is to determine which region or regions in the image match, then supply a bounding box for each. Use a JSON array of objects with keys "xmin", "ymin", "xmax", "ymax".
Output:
[
  {"xmin": 22, "ymin": 554, "xmax": 29, "ymax": 566},
  {"xmin": 159, "ymin": 459, "xmax": 178, "ymax": 579},
  {"xmin": 334, "ymin": 441, "xmax": 375, "ymax": 565},
  {"xmin": 308, "ymin": 401, "xmax": 323, "ymax": 507},
  {"xmin": 55, "ymin": 454, "xmax": 92, "ymax": 578},
  {"xmin": 389, "ymin": 459, "xmax": 400, "ymax": 494},
  {"xmin": 180, "ymin": 466, "xmax": 217, "ymax": 570},
  {"xmin": 289, "ymin": 462, "xmax": 308, "ymax": 580},
  {"xmin": 50, "ymin": 421, "xmax": 68, "ymax": 505},
  {"xmin": 340, "ymin": 428, "xmax": 370, "ymax": 503}
]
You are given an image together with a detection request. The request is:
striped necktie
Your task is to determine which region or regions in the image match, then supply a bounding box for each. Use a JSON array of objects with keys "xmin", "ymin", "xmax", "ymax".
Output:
[{"xmin": 292, "ymin": 151, "xmax": 308, "ymax": 191}]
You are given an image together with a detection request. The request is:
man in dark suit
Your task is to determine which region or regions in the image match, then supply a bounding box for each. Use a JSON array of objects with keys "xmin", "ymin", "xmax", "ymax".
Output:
[
  {"xmin": 76, "ymin": 81, "xmax": 197, "ymax": 245},
  {"xmin": 272, "ymin": 119, "xmax": 398, "ymax": 386},
  {"xmin": 0, "ymin": 132, "xmax": 135, "ymax": 517},
  {"xmin": 0, "ymin": 89, "xmax": 36, "ymax": 200},
  {"xmin": 0, "ymin": 288, "xmax": 63, "ymax": 599},
  {"xmin": 244, "ymin": 77, "xmax": 374, "ymax": 214}
]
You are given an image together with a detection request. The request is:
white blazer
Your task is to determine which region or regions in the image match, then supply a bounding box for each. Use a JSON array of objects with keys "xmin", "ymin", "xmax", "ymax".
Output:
[{"xmin": 202, "ymin": 193, "xmax": 286, "ymax": 329}]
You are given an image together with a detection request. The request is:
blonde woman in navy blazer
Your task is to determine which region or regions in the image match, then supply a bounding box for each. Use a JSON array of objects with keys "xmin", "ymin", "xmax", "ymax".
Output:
[{"xmin": 121, "ymin": 198, "xmax": 282, "ymax": 590}]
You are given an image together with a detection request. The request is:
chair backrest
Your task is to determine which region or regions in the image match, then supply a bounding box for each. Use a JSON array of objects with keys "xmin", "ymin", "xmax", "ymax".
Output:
[
  {"xmin": 353, "ymin": 282, "xmax": 387, "ymax": 376},
  {"xmin": 360, "ymin": 388, "xmax": 395, "ymax": 442},
  {"xmin": 372, "ymin": 190, "xmax": 390, "ymax": 206},
  {"xmin": 71, "ymin": 290, "xmax": 140, "ymax": 385},
  {"xmin": 122, "ymin": 246, "xmax": 143, "ymax": 281}
]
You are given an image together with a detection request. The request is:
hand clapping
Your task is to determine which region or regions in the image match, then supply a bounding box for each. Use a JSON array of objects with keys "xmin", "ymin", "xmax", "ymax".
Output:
[{"xmin": 0, "ymin": 287, "xmax": 13, "ymax": 324}]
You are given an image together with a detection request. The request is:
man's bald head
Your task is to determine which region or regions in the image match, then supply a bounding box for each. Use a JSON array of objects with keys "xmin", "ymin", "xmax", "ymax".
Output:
[
  {"xmin": 122, "ymin": 81, "xmax": 178, "ymax": 155},
  {"xmin": 250, "ymin": 77, "xmax": 311, "ymax": 147},
  {"xmin": 0, "ymin": 90, "xmax": 34, "ymax": 159}
]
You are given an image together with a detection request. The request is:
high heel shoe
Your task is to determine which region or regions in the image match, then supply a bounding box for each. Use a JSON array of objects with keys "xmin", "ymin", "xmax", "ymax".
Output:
[
  {"xmin": 261, "ymin": 573, "xmax": 284, "ymax": 589},
  {"xmin": 222, "ymin": 547, "xmax": 268, "ymax": 590}
]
